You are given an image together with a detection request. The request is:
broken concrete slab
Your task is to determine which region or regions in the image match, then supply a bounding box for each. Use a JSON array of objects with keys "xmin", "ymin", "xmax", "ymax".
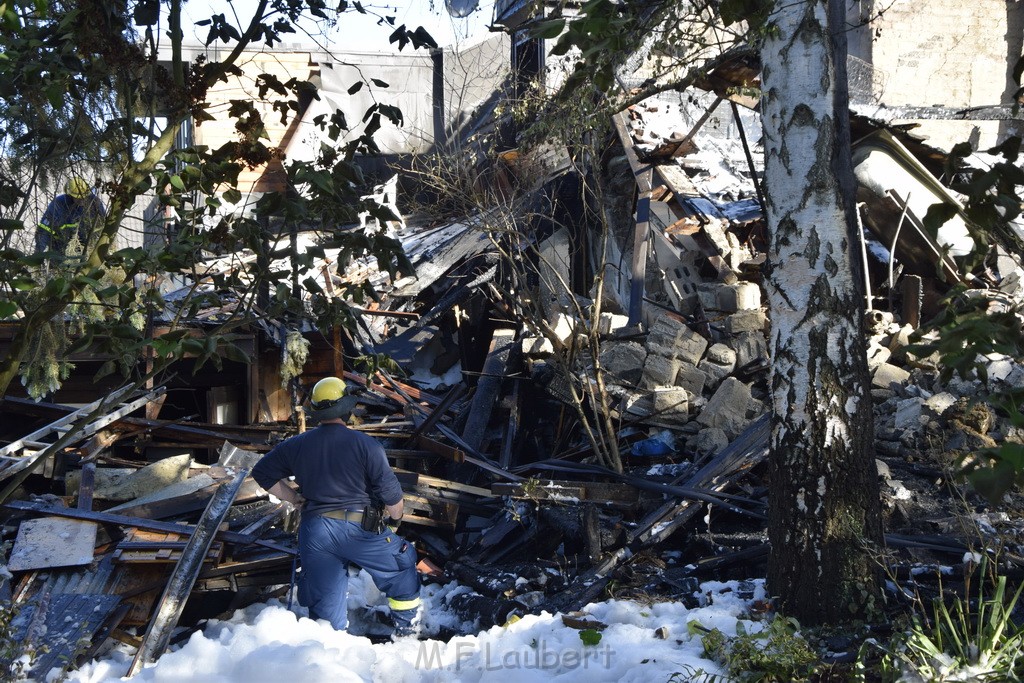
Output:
[
  {"xmin": 688, "ymin": 427, "xmax": 729, "ymax": 458},
  {"xmin": 697, "ymin": 377, "xmax": 765, "ymax": 439},
  {"xmin": 732, "ymin": 331, "xmax": 768, "ymax": 369},
  {"xmin": 873, "ymin": 363, "xmax": 912, "ymax": 389},
  {"xmin": 674, "ymin": 362, "xmax": 707, "ymax": 399},
  {"xmin": 867, "ymin": 341, "xmax": 893, "ymax": 371},
  {"xmin": 923, "ymin": 392, "xmax": 957, "ymax": 417},
  {"xmin": 894, "ymin": 397, "xmax": 925, "ymax": 432}
]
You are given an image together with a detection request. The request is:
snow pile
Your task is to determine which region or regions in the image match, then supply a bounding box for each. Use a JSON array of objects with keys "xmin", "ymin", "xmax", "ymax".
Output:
[{"xmin": 65, "ymin": 578, "xmax": 766, "ymax": 683}]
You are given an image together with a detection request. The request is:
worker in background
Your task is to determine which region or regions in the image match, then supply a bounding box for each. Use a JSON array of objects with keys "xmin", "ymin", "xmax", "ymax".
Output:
[
  {"xmin": 252, "ymin": 376, "xmax": 421, "ymax": 638},
  {"xmin": 35, "ymin": 176, "xmax": 107, "ymax": 258}
]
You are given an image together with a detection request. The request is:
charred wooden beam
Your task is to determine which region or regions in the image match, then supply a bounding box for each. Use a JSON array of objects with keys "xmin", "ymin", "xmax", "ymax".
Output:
[
  {"xmin": 4, "ymin": 499, "xmax": 295, "ymax": 555},
  {"xmin": 461, "ymin": 329, "xmax": 516, "ymax": 452},
  {"xmin": 128, "ymin": 469, "xmax": 249, "ymax": 676},
  {"xmin": 544, "ymin": 415, "xmax": 769, "ymax": 613}
]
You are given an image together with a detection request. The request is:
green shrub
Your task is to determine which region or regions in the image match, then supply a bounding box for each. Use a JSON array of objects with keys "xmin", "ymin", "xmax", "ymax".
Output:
[{"xmin": 691, "ymin": 615, "xmax": 820, "ymax": 682}]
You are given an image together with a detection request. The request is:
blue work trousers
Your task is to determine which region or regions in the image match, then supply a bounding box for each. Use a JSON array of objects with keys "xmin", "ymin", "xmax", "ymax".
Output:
[{"xmin": 298, "ymin": 513, "xmax": 419, "ymax": 631}]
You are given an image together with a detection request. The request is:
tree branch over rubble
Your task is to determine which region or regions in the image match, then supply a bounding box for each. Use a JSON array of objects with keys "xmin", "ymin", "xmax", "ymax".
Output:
[{"xmin": 0, "ymin": 0, "xmax": 428, "ymax": 400}]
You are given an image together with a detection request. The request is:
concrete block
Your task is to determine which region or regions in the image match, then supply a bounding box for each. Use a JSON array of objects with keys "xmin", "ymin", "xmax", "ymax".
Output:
[
  {"xmin": 599, "ymin": 341, "xmax": 646, "ymax": 384},
  {"xmin": 688, "ymin": 427, "xmax": 729, "ymax": 458},
  {"xmin": 523, "ymin": 336, "xmax": 554, "ymax": 356},
  {"xmin": 647, "ymin": 317, "xmax": 708, "ymax": 365},
  {"xmin": 696, "ymin": 283, "xmax": 722, "ymax": 312},
  {"xmin": 698, "ymin": 343, "xmax": 736, "ymax": 391},
  {"xmin": 674, "ymin": 362, "xmax": 707, "ymax": 398},
  {"xmin": 1005, "ymin": 365, "xmax": 1024, "ymax": 390},
  {"xmin": 887, "ymin": 324, "xmax": 915, "ymax": 359},
  {"xmin": 598, "ymin": 312, "xmax": 630, "ymax": 335},
  {"xmin": 697, "ymin": 377, "xmax": 765, "ymax": 439},
  {"xmin": 733, "ymin": 331, "xmax": 768, "ymax": 369},
  {"xmin": 641, "ymin": 353, "xmax": 679, "ymax": 389},
  {"xmin": 652, "ymin": 386, "xmax": 689, "ymax": 416},
  {"xmin": 923, "ymin": 391, "xmax": 957, "ymax": 417},
  {"xmin": 983, "ymin": 353, "xmax": 1014, "ymax": 382},
  {"xmin": 718, "ymin": 282, "xmax": 761, "ymax": 312},
  {"xmin": 872, "ymin": 362, "xmax": 911, "ymax": 389},
  {"xmin": 725, "ymin": 309, "xmax": 767, "ymax": 335},
  {"xmin": 551, "ymin": 313, "xmax": 577, "ymax": 344},
  {"xmin": 705, "ymin": 343, "xmax": 736, "ymax": 366},
  {"xmin": 866, "ymin": 341, "xmax": 892, "ymax": 371},
  {"xmin": 894, "ymin": 397, "xmax": 925, "ymax": 432}
]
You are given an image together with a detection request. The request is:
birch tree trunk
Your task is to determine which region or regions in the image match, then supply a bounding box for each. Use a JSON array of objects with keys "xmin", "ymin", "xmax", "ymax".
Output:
[{"xmin": 760, "ymin": 0, "xmax": 884, "ymax": 624}]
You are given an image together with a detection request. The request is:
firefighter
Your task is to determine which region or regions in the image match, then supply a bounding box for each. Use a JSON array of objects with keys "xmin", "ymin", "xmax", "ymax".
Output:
[
  {"xmin": 35, "ymin": 176, "xmax": 107, "ymax": 258},
  {"xmin": 252, "ymin": 376, "xmax": 421, "ymax": 637}
]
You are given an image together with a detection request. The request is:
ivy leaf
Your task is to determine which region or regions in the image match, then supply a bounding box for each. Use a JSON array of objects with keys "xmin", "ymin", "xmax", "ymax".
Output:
[
  {"xmin": 532, "ymin": 18, "xmax": 565, "ymax": 40},
  {"xmin": 578, "ymin": 629, "xmax": 602, "ymax": 646},
  {"xmin": 0, "ymin": 301, "xmax": 16, "ymax": 318}
]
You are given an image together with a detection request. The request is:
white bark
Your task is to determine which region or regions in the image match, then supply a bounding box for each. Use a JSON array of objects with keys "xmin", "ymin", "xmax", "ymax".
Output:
[{"xmin": 761, "ymin": 0, "xmax": 882, "ymax": 623}]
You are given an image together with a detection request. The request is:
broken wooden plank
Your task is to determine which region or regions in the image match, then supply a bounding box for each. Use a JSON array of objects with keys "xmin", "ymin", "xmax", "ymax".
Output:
[
  {"xmin": 613, "ymin": 110, "xmax": 655, "ymax": 326},
  {"xmin": 8, "ymin": 517, "xmax": 98, "ymax": 571},
  {"xmin": 127, "ymin": 468, "xmax": 250, "ymax": 676},
  {"xmin": 113, "ymin": 529, "xmax": 224, "ymax": 565},
  {"xmin": 4, "ymin": 499, "xmax": 295, "ymax": 555},
  {"xmin": 404, "ymin": 384, "xmax": 467, "ymax": 445},
  {"xmin": 461, "ymin": 328, "xmax": 516, "ymax": 452},
  {"xmin": 491, "ymin": 480, "xmax": 640, "ymax": 508},
  {"xmin": 77, "ymin": 460, "xmax": 97, "ymax": 511},
  {"xmin": 499, "ymin": 376, "xmax": 522, "ymax": 470}
]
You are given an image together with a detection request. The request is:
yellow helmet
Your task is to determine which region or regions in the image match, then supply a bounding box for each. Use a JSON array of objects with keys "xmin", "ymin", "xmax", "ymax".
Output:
[
  {"xmin": 310, "ymin": 376, "xmax": 349, "ymax": 421},
  {"xmin": 65, "ymin": 176, "xmax": 90, "ymax": 199}
]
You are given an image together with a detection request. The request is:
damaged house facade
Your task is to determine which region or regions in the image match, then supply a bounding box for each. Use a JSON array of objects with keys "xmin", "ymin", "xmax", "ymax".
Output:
[{"xmin": 3, "ymin": 0, "xmax": 1024, "ymax": 677}]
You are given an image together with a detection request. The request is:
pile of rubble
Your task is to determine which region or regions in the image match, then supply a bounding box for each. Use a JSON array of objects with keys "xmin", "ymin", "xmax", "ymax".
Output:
[{"xmin": 3, "ymin": 78, "xmax": 1024, "ymax": 682}]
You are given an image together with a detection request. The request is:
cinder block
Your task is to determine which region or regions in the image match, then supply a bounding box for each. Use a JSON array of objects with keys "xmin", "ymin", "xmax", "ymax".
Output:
[
  {"xmin": 647, "ymin": 317, "xmax": 708, "ymax": 365},
  {"xmin": 718, "ymin": 282, "xmax": 761, "ymax": 312},
  {"xmin": 674, "ymin": 362, "xmax": 706, "ymax": 398},
  {"xmin": 652, "ymin": 386, "xmax": 689, "ymax": 416},
  {"xmin": 725, "ymin": 309, "xmax": 767, "ymax": 335},
  {"xmin": 733, "ymin": 331, "xmax": 768, "ymax": 369},
  {"xmin": 599, "ymin": 341, "xmax": 647, "ymax": 384},
  {"xmin": 641, "ymin": 353, "xmax": 679, "ymax": 389},
  {"xmin": 697, "ymin": 377, "xmax": 765, "ymax": 439}
]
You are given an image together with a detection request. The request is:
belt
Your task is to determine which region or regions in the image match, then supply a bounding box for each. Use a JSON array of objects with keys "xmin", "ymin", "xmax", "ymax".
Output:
[{"xmin": 321, "ymin": 509, "xmax": 363, "ymax": 523}]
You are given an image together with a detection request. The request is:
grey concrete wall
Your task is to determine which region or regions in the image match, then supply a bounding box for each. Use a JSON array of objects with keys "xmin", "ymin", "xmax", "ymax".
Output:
[
  {"xmin": 440, "ymin": 33, "xmax": 511, "ymax": 148},
  {"xmin": 849, "ymin": 0, "xmax": 1024, "ymax": 148},
  {"xmin": 316, "ymin": 50, "xmax": 437, "ymax": 155}
]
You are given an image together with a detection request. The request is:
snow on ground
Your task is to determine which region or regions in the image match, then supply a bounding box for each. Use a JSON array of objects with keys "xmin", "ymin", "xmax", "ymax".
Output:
[{"xmin": 65, "ymin": 576, "xmax": 767, "ymax": 683}]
